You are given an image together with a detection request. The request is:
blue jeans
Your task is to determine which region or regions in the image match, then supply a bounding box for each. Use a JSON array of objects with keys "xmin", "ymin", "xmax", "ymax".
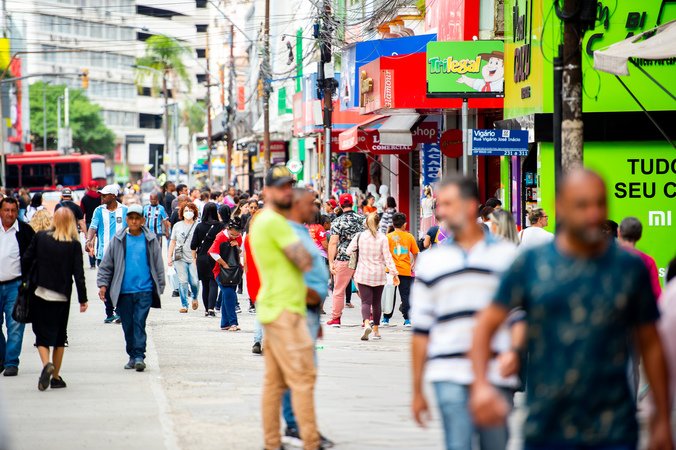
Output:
[
  {"xmin": 117, "ymin": 291, "xmax": 153, "ymax": 360},
  {"xmin": 434, "ymin": 382, "xmax": 513, "ymax": 450},
  {"xmin": 174, "ymin": 260, "xmax": 199, "ymax": 308},
  {"xmin": 283, "ymin": 308, "xmax": 320, "ymax": 430},
  {"xmin": 97, "ymin": 259, "xmax": 117, "ymax": 317},
  {"xmin": 0, "ymin": 280, "xmax": 24, "ymax": 368},
  {"xmin": 254, "ymin": 316, "xmax": 263, "ymax": 344},
  {"xmin": 216, "ymin": 281, "xmax": 238, "ymax": 328}
]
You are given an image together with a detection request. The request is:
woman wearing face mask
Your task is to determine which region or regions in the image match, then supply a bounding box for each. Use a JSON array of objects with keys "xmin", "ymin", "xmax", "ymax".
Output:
[{"xmin": 168, "ymin": 202, "xmax": 200, "ymax": 313}]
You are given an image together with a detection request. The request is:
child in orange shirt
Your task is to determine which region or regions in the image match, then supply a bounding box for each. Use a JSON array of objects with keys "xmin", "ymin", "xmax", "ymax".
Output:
[{"xmin": 385, "ymin": 212, "xmax": 419, "ymax": 326}]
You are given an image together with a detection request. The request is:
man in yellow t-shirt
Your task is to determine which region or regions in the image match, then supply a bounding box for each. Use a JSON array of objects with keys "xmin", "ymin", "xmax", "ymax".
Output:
[
  {"xmin": 386, "ymin": 212, "xmax": 419, "ymax": 327},
  {"xmin": 249, "ymin": 165, "xmax": 320, "ymax": 450}
]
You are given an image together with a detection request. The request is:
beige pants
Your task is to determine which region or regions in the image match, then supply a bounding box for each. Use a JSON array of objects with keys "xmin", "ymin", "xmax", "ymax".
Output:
[{"xmin": 262, "ymin": 310, "xmax": 320, "ymax": 450}]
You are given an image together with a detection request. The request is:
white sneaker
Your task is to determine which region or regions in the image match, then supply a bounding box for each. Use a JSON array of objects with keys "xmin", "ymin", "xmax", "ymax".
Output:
[{"xmin": 361, "ymin": 325, "xmax": 372, "ymax": 341}]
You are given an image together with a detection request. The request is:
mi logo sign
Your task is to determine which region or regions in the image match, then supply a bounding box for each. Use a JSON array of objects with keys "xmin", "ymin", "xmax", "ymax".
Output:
[{"xmin": 649, "ymin": 211, "xmax": 672, "ymax": 226}]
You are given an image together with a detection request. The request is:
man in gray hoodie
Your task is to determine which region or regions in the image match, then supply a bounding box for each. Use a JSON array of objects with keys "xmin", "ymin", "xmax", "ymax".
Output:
[{"xmin": 97, "ymin": 204, "xmax": 165, "ymax": 372}]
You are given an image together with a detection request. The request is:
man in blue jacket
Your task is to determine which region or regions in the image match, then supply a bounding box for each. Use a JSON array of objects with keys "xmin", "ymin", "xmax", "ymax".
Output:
[{"xmin": 97, "ymin": 204, "xmax": 165, "ymax": 372}]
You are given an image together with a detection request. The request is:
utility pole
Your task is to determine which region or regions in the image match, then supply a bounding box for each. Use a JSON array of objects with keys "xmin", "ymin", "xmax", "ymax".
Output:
[
  {"xmin": 206, "ymin": 28, "xmax": 213, "ymax": 185},
  {"xmin": 163, "ymin": 72, "xmax": 170, "ymax": 178},
  {"xmin": 43, "ymin": 82, "xmax": 48, "ymax": 150},
  {"xmin": 317, "ymin": 0, "xmax": 337, "ymax": 201},
  {"xmin": 174, "ymin": 103, "xmax": 179, "ymax": 181},
  {"xmin": 226, "ymin": 24, "xmax": 234, "ymax": 189},
  {"xmin": 262, "ymin": 0, "xmax": 271, "ymax": 172},
  {"xmin": 560, "ymin": 0, "xmax": 583, "ymax": 172}
]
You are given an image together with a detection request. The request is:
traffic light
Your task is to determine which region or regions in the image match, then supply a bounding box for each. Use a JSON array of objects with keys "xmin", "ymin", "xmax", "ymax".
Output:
[{"xmin": 81, "ymin": 69, "xmax": 89, "ymax": 89}]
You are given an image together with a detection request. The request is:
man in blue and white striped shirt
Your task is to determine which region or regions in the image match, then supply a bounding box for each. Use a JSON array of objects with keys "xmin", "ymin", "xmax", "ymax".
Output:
[
  {"xmin": 143, "ymin": 193, "xmax": 170, "ymax": 245},
  {"xmin": 86, "ymin": 185, "xmax": 128, "ymax": 324},
  {"xmin": 410, "ymin": 176, "xmax": 522, "ymax": 450}
]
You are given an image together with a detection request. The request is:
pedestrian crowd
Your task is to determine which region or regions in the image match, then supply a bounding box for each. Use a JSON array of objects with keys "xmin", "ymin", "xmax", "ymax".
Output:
[{"xmin": 0, "ymin": 165, "xmax": 675, "ymax": 450}]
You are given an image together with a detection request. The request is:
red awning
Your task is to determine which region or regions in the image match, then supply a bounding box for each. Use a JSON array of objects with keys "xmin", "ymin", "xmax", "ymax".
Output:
[{"xmin": 338, "ymin": 115, "xmax": 389, "ymax": 151}]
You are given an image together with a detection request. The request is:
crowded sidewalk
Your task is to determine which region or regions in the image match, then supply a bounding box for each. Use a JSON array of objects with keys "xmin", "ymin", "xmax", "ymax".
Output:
[{"xmin": 0, "ymin": 256, "xmax": 446, "ymax": 450}]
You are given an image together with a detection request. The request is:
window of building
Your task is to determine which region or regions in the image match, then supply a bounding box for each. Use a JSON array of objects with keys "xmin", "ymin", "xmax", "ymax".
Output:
[
  {"xmin": 90, "ymin": 23, "xmax": 103, "ymax": 39},
  {"xmin": 196, "ymin": 24, "xmax": 208, "ymax": 33},
  {"xmin": 41, "ymin": 15, "xmax": 55, "ymax": 33},
  {"xmin": 196, "ymin": 49, "xmax": 206, "ymax": 58},
  {"xmin": 55, "ymin": 162, "xmax": 81, "ymax": 186},
  {"xmin": 196, "ymin": 0, "xmax": 207, "ymax": 8},
  {"xmin": 42, "ymin": 45, "xmax": 57, "ymax": 62},
  {"xmin": 91, "ymin": 52, "xmax": 104, "ymax": 67},
  {"xmin": 140, "ymin": 113, "xmax": 162, "ymax": 129},
  {"xmin": 105, "ymin": 24, "xmax": 118, "ymax": 40},
  {"xmin": 21, "ymin": 164, "xmax": 53, "ymax": 188},
  {"xmin": 58, "ymin": 17, "xmax": 73, "ymax": 35},
  {"xmin": 196, "ymin": 74, "xmax": 207, "ymax": 84}
]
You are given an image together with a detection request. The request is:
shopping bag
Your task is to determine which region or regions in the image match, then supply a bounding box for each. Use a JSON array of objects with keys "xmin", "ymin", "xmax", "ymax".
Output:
[{"xmin": 381, "ymin": 274, "xmax": 401, "ymax": 316}]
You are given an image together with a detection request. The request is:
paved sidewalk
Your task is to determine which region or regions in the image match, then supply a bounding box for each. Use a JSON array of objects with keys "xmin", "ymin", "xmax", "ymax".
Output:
[{"xmin": 1, "ymin": 265, "xmax": 445, "ymax": 450}]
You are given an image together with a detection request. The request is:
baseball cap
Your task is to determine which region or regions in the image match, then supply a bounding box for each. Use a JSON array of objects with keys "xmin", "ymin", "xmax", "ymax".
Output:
[
  {"xmin": 127, "ymin": 204, "xmax": 144, "ymax": 216},
  {"xmin": 339, "ymin": 193, "xmax": 353, "ymax": 207},
  {"xmin": 265, "ymin": 165, "xmax": 294, "ymax": 187},
  {"xmin": 98, "ymin": 185, "xmax": 119, "ymax": 196},
  {"xmin": 61, "ymin": 188, "xmax": 73, "ymax": 197},
  {"xmin": 88, "ymin": 181, "xmax": 98, "ymax": 188},
  {"xmin": 327, "ymin": 199, "xmax": 337, "ymax": 209}
]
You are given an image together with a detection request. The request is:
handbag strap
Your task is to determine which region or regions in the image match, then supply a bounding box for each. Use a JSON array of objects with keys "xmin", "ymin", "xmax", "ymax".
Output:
[
  {"xmin": 181, "ymin": 222, "xmax": 196, "ymax": 246},
  {"xmin": 196, "ymin": 224, "xmax": 216, "ymax": 253}
]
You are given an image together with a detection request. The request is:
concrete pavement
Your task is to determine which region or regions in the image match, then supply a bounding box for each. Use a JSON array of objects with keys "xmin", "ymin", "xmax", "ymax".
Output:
[{"xmin": 1, "ymin": 262, "xmax": 446, "ymax": 450}]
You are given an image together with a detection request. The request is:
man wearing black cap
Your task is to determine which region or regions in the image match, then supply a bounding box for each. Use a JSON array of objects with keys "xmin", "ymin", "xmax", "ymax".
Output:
[
  {"xmin": 327, "ymin": 193, "xmax": 364, "ymax": 327},
  {"xmin": 249, "ymin": 165, "xmax": 321, "ymax": 450},
  {"xmin": 54, "ymin": 188, "xmax": 85, "ymax": 232}
]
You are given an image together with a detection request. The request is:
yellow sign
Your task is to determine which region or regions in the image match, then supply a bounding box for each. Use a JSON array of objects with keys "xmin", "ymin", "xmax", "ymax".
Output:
[{"xmin": 0, "ymin": 39, "xmax": 9, "ymax": 71}]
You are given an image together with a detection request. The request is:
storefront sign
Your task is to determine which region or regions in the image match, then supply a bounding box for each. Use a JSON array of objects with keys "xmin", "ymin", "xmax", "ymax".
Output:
[
  {"xmin": 426, "ymin": 41, "xmax": 505, "ymax": 97},
  {"xmin": 584, "ymin": 142, "xmax": 676, "ymax": 282},
  {"xmin": 421, "ymin": 143, "xmax": 442, "ymax": 187},
  {"xmin": 439, "ymin": 129, "xmax": 463, "ymax": 158},
  {"xmin": 340, "ymin": 34, "xmax": 438, "ymax": 111},
  {"xmin": 259, "ymin": 142, "xmax": 287, "ymax": 164},
  {"xmin": 286, "ymin": 159, "xmax": 303, "ymax": 174},
  {"xmin": 383, "ymin": 70, "xmax": 394, "ymax": 108},
  {"xmin": 469, "ymin": 129, "xmax": 529, "ymax": 156}
]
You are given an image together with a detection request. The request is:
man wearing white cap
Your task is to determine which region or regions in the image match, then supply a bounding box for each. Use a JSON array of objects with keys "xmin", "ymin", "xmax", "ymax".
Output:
[{"xmin": 85, "ymin": 185, "xmax": 128, "ymax": 324}]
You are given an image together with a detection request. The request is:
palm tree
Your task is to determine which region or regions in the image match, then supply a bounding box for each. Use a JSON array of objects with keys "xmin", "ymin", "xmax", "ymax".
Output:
[
  {"xmin": 135, "ymin": 35, "xmax": 192, "ymax": 175},
  {"xmin": 181, "ymin": 100, "xmax": 206, "ymax": 137}
]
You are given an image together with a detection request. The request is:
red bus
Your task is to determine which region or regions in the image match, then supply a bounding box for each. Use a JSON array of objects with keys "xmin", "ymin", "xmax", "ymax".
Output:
[{"xmin": 5, "ymin": 152, "xmax": 107, "ymax": 191}]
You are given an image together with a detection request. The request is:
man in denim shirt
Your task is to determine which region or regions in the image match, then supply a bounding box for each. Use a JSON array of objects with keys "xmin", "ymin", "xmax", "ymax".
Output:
[{"xmin": 283, "ymin": 188, "xmax": 333, "ymax": 448}]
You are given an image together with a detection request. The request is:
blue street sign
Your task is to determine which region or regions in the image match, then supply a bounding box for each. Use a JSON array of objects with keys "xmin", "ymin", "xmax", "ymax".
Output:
[
  {"xmin": 421, "ymin": 143, "xmax": 442, "ymax": 187},
  {"xmin": 469, "ymin": 129, "xmax": 529, "ymax": 156}
]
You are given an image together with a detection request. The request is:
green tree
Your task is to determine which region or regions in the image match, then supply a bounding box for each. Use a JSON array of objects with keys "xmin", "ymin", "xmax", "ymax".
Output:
[
  {"xmin": 29, "ymin": 81, "xmax": 115, "ymax": 155},
  {"xmin": 135, "ymin": 35, "xmax": 192, "ymax": 155},
  {"xmin": 181, "ymin": 100, "xmax": 205, "ymax": 136}
]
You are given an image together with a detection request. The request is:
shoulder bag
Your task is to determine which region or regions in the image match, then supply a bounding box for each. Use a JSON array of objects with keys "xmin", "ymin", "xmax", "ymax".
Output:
[
  {"xmin": 173, "ymin": 222, "xmax": 196, "ymax": 261},
  {"xmin": 195, "ymin": 224, "xmax": 216, "ymax": 255},
  {"xmin": 347, "ymin": 232, "xmax": 362, "ymax": 270},
  {"xmin": 217, "ymin": 239, "xmax": 243, "ymax": 287},
  {"xmin": 12, "ymin": 235, "xmax": 39, "ymax": 324}
]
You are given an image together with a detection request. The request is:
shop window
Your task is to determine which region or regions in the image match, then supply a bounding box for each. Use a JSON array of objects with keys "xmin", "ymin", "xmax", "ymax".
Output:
[
  {"xmin": 55, "ymin": 162, "xmax": 82, "ymax": 187},
  {"xmin": 21, "ymin": 164, "xmax": 53, "ymax": 188}
]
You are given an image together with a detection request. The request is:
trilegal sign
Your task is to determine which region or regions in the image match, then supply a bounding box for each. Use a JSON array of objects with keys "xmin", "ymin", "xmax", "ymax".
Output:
[{"xmin": 426, "ymin": 41, "xmax": 505, "ymax": 97}]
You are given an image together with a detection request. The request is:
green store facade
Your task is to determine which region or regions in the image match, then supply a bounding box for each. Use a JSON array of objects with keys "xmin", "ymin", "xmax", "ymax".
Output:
[{"xmin": 497, "ymin": 0, "xmax": 676, "ymax": 282}]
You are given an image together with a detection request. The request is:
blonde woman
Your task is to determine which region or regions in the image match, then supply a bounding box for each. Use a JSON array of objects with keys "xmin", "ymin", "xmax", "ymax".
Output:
[
  {"xmin": 489, "ymin": 209, "xmax": 520, "ymax": 244},
  {"xmin": 420, "ymin": 186, "xmax": 436, "ymax": 236},
  {"xmin": 347, "ymin": 213, "xmax": 399, "ymax": 341},
  {"xmin": 23, "ymin": 207, "xmax": 88, "ymax": 391},
  {"xmin": 29, "ymin": 209, "xmax": 53, "ymax": 232}
]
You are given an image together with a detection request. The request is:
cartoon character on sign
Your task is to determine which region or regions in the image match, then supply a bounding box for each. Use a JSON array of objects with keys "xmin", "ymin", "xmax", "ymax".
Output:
[{"xmin": 456, "ymin": 51, "xmax": 504, "ymax": 93}]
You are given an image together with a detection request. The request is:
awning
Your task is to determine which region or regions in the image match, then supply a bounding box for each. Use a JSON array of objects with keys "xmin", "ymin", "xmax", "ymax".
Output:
[
  {"xmin": 594, "ymin": 19, "xmax": 676, "ymax": 76},
  {"xmin": 378, "ymin": 114, "xmax": 420, "ymax": 146},
  {"xmin": 338, "ymin": 115, "xmax": 389, "ymax": 151}
]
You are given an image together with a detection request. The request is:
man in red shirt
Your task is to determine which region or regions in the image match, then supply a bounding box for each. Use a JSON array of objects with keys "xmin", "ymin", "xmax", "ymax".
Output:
[{"xmin": 618, "ymin": 217, "xmax": 662, "ymax": 299}]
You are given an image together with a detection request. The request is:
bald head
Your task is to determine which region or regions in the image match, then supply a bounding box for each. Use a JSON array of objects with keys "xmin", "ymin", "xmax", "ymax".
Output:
[
  {"xmin": 556, "ymin": 169, "xmax": 608, "ymax": 246},
  {"xmin": 177, "ymin": 194, "xmax": 190, "ymax": 208},
  {"xmin": 290, "ymin": 188, "xmax": 314, "ymax": 224}
]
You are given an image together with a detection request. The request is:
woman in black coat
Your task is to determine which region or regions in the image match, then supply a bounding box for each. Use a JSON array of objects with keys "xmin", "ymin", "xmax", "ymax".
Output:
[
  {"xmin": 190, "ymin": 203, "xmax": 227, "ymax": 316},
  {"xmin": 23, "ymin": 207, "xmax": 88, "ymax": 391}
]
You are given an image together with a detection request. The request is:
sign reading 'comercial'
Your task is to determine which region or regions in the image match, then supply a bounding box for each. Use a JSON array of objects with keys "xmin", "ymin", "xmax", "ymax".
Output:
[{"xmin": 426, "ymin": 41, "xmax": 505, "ymax": 97}]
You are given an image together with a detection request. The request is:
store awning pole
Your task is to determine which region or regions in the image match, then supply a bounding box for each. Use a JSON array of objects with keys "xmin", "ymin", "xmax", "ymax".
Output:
[
  {"xmin": 393, "ymin": 154, "xmax": 420, "ymax": 177},
  {"xmin": 462, "ymin": 99, "xmax": 469, "ymax": 175},
  {"xmin": 615, "ymin": 75, "xmax": 676, "ymax": 150},
  {"xmin": 629, "ymin": 59, "xmax": 676, "ymax": 102}
]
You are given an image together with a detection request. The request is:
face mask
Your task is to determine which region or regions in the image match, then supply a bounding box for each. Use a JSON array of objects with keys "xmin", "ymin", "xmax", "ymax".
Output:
[{"xmin": 184, "ymin": 211, "xmax": 194, "ymax": 220}]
